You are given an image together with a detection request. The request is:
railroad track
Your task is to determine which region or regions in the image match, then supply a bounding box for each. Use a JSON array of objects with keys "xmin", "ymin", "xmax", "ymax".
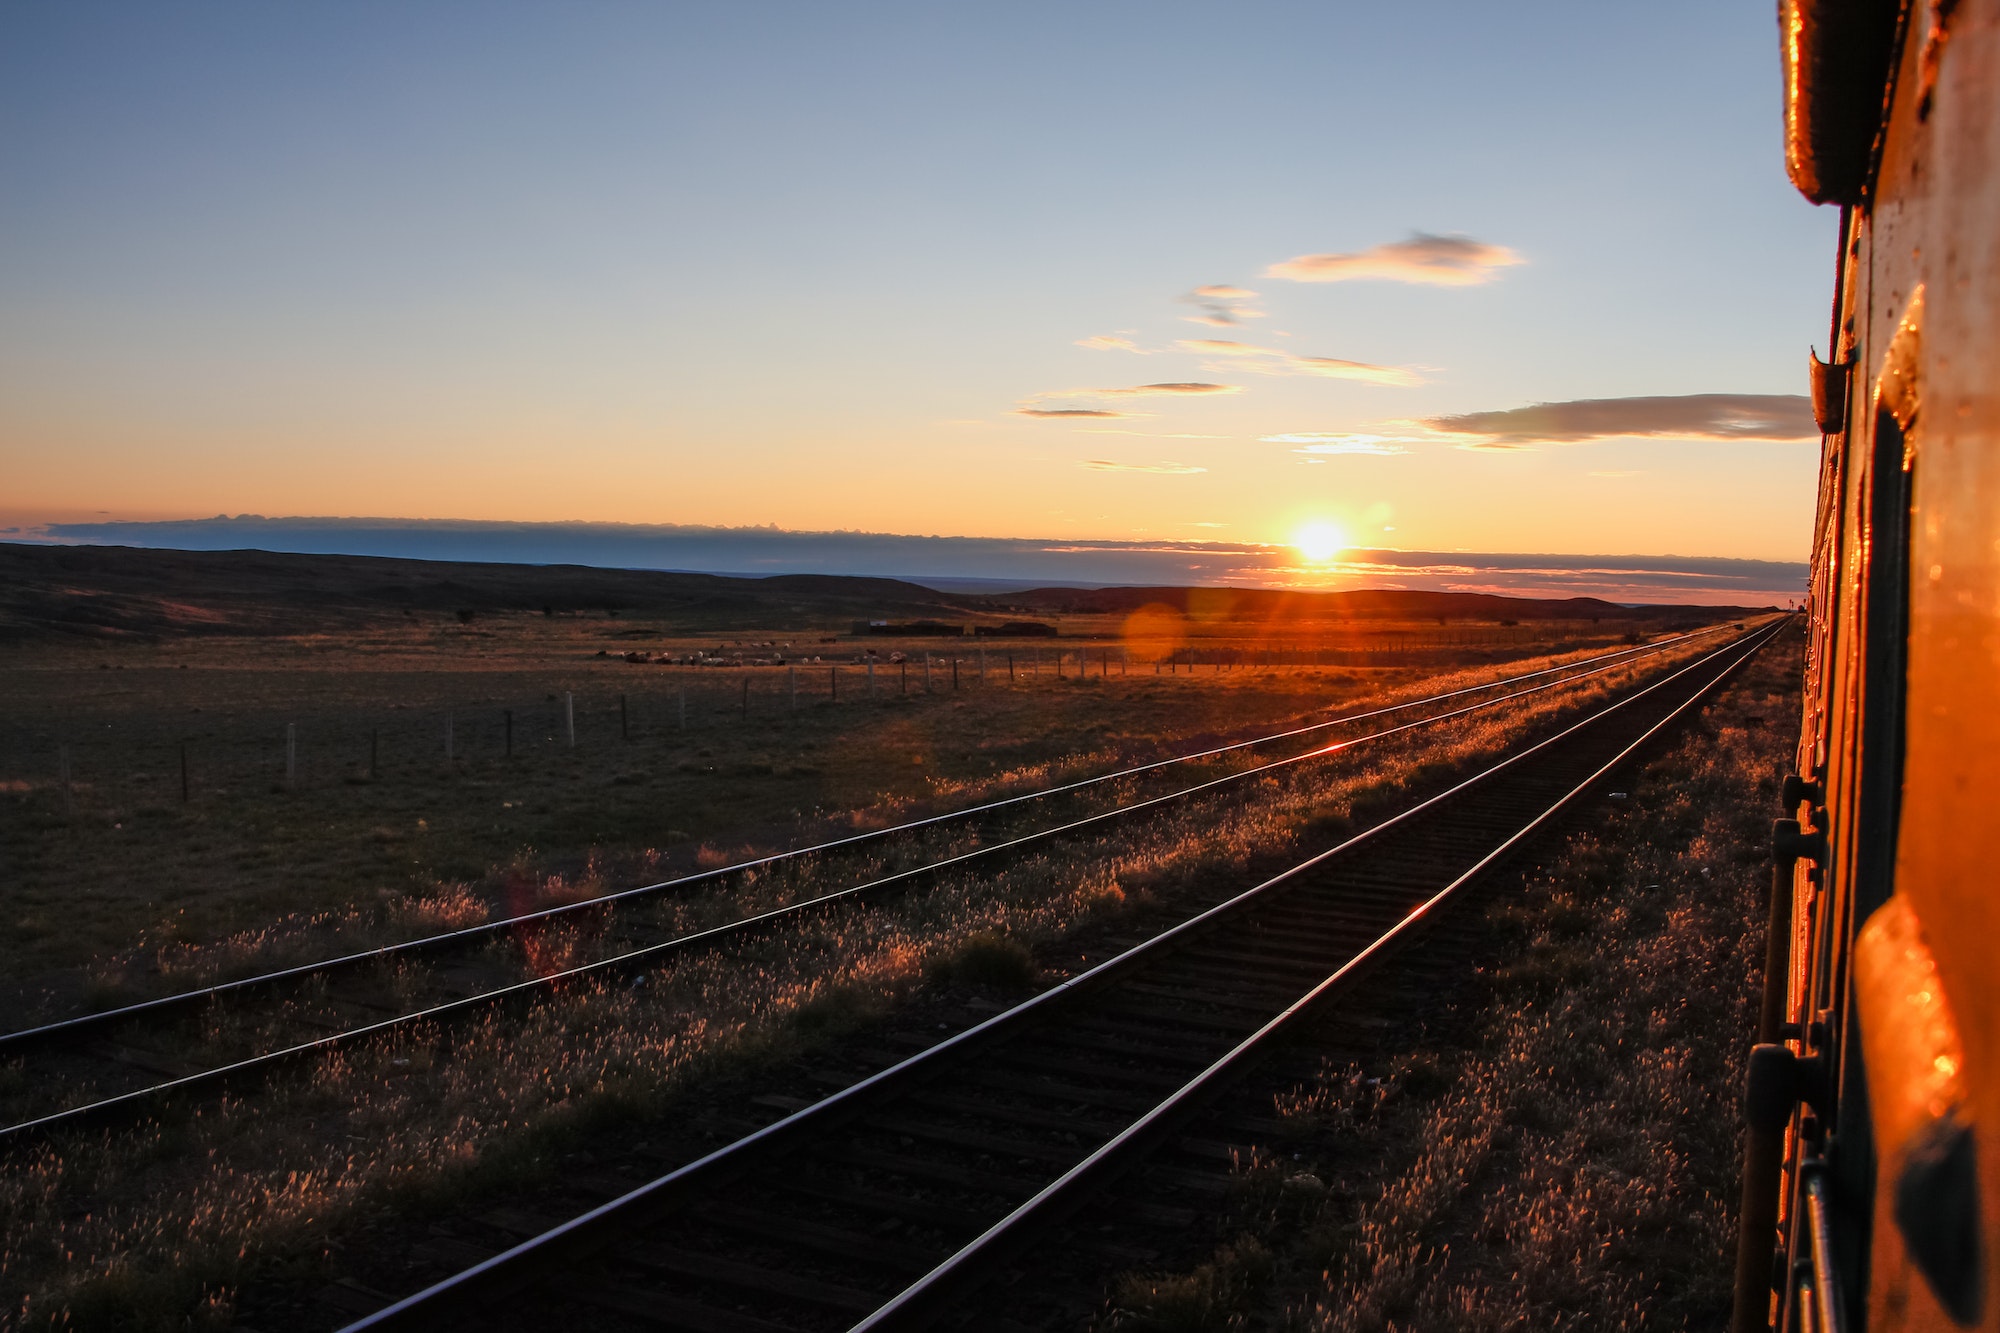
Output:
[
  {"xmin": 326, "ymin": 618, "xmax": 1784, "ymax": 1333},
  {"xmin": 0, "ymin": 626, "xmax": 1737, "ymax": 1143}
]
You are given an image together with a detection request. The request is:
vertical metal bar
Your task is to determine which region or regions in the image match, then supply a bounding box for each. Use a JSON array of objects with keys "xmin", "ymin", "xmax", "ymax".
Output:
[{"xmin": 1805, "ymin": 1170, "xmax": 1847, "ymax": 1333}]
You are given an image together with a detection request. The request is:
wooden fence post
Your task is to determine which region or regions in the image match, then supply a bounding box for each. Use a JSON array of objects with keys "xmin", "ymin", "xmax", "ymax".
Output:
[{"xmin": 565, "ymin": 693, "xmax": 576, "ymax": 747}]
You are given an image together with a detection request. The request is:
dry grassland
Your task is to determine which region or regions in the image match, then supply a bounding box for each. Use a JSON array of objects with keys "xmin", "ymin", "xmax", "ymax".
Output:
[
  {"xmin": 1099, "ymin": 626, "xmax": 1797, "ymax": 1331},
  {"xmin": 0, "ymin": 618, "xmax": 1727, "ymax": 1330}
]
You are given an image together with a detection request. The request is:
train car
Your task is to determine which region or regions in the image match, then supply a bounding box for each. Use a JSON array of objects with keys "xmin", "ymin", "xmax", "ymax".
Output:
[{"xmin": 1731, "ymin": 3, "xmax": 2000, "ymax": 1330}]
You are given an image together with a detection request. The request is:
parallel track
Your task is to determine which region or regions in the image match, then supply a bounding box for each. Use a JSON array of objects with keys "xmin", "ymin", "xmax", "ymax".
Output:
[
  {"xmin": 0, "ymin": 627, "xmax": 1738, "ymax": 1143},
  {"xmin": 332, "ymin": 619, "xmax": 1783, "ymax": 1333}
]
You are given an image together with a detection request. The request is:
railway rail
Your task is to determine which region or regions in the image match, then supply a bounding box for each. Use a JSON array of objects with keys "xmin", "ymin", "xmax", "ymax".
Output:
[
  {"xmin": 328, "ymin": 618, "xmax": 1784, "ymax": 1333},
  {"xmin": 0, "ymin": 625, "xmax": 1743, "ymax": 1144}
]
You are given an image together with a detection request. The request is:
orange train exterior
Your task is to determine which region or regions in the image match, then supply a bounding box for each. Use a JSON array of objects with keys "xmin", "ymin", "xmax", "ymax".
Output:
[{"xmin": 1731, "ymin": 3, "xmax": 2000, "ymax": 1331}]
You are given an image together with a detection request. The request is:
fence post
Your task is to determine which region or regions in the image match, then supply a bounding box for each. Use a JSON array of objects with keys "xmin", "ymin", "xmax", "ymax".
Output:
[
  {"xmin": 286, "ymin": 722, "xmax": 297, "ymax": 789},
  {"xmin": 565, "ymin": 693, "xmax": 576, "ymax": 747},
  {"xmin": 180, "ymin": 741, "xmax": 189, "ymax": 803},
  {"xmin": 900, "ymin": 661, "xmax": 907, "ymax": 695},
  {"xmin": 1008, "ymin": 652, "xmax": 1015, "ymax": 681}
]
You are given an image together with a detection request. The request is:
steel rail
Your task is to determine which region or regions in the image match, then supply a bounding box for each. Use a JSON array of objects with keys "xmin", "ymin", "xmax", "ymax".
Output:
[
  {"xmin": 852, "ymin": 618, "xmax": 1783, "ymax": 1331},
  {"xmin": 335, "ymin": 620, "xmax": 1781, "ymax": 1333},
  {"xmin": 0, "ymin": 630, "xmax": 1702, "ymax": 1144},
  {"xmin": 0, "ymin": 623, "xmax": 1737, "ymax": 1057}
]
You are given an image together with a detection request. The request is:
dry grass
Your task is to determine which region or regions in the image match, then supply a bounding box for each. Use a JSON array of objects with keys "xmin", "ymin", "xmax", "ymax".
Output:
[
  {"xmin": 1098, "ymin": 627, "xmax": 1796, "ymax": 1332},
  {"xmin": 0, "ymin": 635, "xmax": 1742, "ymax": 1329},
  {"xmin": 0, "ymin": 611, "xmax": 1707, "ymax": 1008}
]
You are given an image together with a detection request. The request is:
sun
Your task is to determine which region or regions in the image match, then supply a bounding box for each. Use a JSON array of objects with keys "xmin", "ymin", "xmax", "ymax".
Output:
[{"xmin": 1293, "ymin": 520, "xmax": 1347, "ymax": 564}]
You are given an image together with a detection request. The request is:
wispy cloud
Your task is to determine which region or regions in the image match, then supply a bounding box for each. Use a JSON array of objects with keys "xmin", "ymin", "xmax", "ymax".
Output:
[
  {"xmin": 1422, "ymin": 394, "xmax": 1817, "ymax": 450},
  {"xmin": 1176, "ymin": 339, "xmax": 1422, "ymax": 387},
  {"xmin": 1261, "ymin": 432, "xmax": 1413, "ymax": 456},
  {"xmin": 1100, "ymin": 381, "xmax": 1240, "ymax": 396},
  {"xmin": 1015, "ymin": 407, "xmax": 1130, "ymax": 419},
  {"xmin": 1268, "ymin": 232, "xmax": 1523, "ymax": 286},
  {"xmin": 1080, "ymin": 460, "xmax": 1208, "ymax": 474},
  {"xmin": 1018, "ymin": 381, "xmax": 1239, "ymax": 420},
  {"xmin": 1075, "ymin": 334, "xmax": 1146, "ymax": 352},
  {"xmin": 1179, "ymin": 284, "xmax": 1265, "ymax": 326}
]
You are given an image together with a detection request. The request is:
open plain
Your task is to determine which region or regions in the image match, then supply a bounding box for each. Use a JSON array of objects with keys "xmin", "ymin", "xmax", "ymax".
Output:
[{"xmin": 0, "ymin": 546, "xmax": 1768, "ymax": 1329}]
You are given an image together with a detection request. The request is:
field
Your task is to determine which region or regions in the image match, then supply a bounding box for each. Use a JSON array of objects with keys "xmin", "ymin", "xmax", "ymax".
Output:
[
  {"xmin": 0, "ymin": 602, "xmax": 1702, "ymax": 1014},
  {"xmin": 0, "ymin": 547, "xmax": 1764, "ymax": 1329}
]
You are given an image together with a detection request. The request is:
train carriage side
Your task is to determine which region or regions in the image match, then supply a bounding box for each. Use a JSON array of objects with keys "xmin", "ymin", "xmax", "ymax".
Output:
[{"xmin": 1734, "ymin": 3, "xmax": 2000, "ymax": 1331}]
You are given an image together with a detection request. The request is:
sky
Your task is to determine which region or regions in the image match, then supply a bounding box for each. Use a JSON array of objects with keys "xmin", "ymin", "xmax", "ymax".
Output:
[{"xmin": 0, "ymin": 2, "xmax": 1836, "ymax": 594}]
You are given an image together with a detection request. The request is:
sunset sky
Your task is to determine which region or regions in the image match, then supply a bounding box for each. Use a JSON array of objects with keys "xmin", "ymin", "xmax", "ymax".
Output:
[{"xmin": 2, "ymin": 2, "xmax": 1833, "ymax": 588}]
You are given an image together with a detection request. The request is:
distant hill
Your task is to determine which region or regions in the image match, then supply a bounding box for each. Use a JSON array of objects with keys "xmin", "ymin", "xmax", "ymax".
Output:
[
  {"xmin": 984, "ymin": 585, "xmax": 1655, "ymax": 622},
  {"xmin": 0, "ymin": 543, "xmax": 1759, "ymax": 644}
]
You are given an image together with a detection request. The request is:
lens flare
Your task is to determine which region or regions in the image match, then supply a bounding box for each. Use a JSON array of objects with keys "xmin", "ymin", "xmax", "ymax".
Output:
[{"xmin": 1293, "ymin": 521, "xmax": 1347, "ymax": 564}]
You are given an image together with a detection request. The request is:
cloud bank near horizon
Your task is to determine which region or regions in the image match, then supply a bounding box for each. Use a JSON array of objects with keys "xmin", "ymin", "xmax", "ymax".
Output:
[{"xmin": 9, "ymin": 517, "xmax": 1805, "ymax": 606}]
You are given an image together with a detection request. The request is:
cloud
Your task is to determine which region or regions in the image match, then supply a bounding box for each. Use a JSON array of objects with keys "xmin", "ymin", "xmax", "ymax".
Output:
[
  {"xmin": 1015, "ymin": 407, "xmax": 1130, "ymax": 419},
  {"xmin": 32, "ymin": 515, "xmax": 1808, "ymax": 603},
  {"xmin": 1076, "ymin": 335, "xmax": 1146, "ymax": 352},
  {"xmin": 1103, "ymin": 382, "xmax": 1240, "ymax": 396},
  {"xmin": 1080, "ymin": 460, "xmax": 1208, "ymax": 474},
  {"xmin": 1261, "ymin": 432, "xmax": 1413, "ymax": 456},
  {"xmin": 1179, "ymin": 285, "xmax": 1265, "ymax": 326},
  {"xmin": 1268, "ymin": 232, "xmax": 1523, "ymax": 286},
  {"xmin": 1176, "ymin": 339, "xmax": 1422, "ymax": 387},
  {"xmin": 1421, "ymin": 394, "xmax": 1817, "ymax": 449},
  {"xmin": 1283, "ymin": 357, "xmax": 1424, "ymax": 387}
]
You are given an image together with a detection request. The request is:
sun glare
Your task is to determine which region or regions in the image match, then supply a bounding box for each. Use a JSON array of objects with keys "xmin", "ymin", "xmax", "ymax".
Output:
[{"xmin": 1293, "ymin": 521, "xmax": 1347, "ymax": 564}]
